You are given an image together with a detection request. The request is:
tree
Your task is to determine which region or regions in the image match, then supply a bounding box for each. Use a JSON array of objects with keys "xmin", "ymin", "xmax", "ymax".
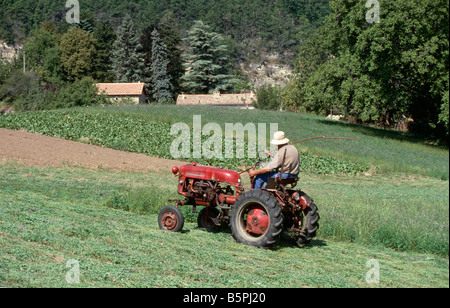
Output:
[
  {"xmin": 284, "ymin": 0, "xmax": 449, "ymax": 136},
  {"xmin": 24, "ymin": 28, "xmax": 65, "ymax": 84},
  {"xmin": 49, "ymin": 77, "xmax": 109, "ymax": 109},
  {"xmin": 59, "ymin": 27, "xmax": 97, "ymax": 80},
  {"xmin": 111, "ymin": 15, "xmax": 147, "ymax": 83},
  {"xmin": 150, "ymin": 29, "xmax": 174, "ymax": 104},
  {"xmin": 92, "ymin": 21, "xmax": 116, "ymax": 82},
  {"xmin": 0, "ymin": 70, "xmax": 41, "ymax": 110},
  {"xmin": 181, "ymin": 20, "xmax": 237, "ymax": 94},
  {"xmin": 439, "ymin": 77, "xmax": 449, "ymax": 136},
  {"xmin": 255, "ymin": 84, "xmax": 284, "ymax": 110},
  {"xmin": 140, "ymin": 11, "xmax": 185, "ymax": 97}
]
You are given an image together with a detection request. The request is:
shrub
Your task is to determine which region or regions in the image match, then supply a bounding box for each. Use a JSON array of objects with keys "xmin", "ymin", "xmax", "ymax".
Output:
[
  {"xmin": 0, "ymin": 71, "xmax": 41, "ymax": 108},
  {"xmin": 254, "ymin": 84, "xmax": 284, "ymax": 110},
  {"xmin": 48, "ymin": 77, "xmax": 109, "ymax": 109}
]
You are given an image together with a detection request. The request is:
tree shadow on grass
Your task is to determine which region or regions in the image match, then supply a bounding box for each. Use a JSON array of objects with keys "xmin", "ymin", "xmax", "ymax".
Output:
[{"xmin": 318, "ymin": 119, "xmax": 447, "ymax": 148}]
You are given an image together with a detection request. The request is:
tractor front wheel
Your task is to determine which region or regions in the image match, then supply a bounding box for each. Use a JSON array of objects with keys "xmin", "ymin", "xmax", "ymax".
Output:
[
  {"xmin": 231, "ymin": 190, "xmax": 283, "ymax": 248},
  {"xmin": 158, "ymin": 206, "xmax": 184, "ymax": 232}
]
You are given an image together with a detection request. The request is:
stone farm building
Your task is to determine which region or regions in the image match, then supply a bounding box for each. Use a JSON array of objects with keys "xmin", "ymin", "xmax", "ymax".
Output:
[
  {"xmin": 176, "ymin": 91, "xmax": 256, "ymax": 108},
  {"xmin": 96, "ymin": 82, "xmax": 146, "ymax": 104}
]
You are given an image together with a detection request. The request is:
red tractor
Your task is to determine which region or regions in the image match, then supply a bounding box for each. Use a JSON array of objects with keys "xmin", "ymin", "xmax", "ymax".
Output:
[{"xmin": 158, "ymin": 155, "xmax": 319, "ymax": 248}]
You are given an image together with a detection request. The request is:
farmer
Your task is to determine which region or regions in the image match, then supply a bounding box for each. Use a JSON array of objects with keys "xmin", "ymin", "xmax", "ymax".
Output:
[{"xmin": 249, "ymin": 131, "xmax": 300, "ymax": 189}]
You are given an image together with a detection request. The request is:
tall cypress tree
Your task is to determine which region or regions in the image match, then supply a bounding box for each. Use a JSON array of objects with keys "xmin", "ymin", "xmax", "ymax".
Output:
[
  {"xmin": 111, "ymin": 15, "xmax": 147, "ymax": 83},
  {"xmin": 93, "ymin": 21, "xmax": 116, "ymax": 82},
  {"xmin": 140, "ymin": 12, "xmax": 184, "ymax": 98},
  {"xmin": 151, "ymin": 29, "xmax": 174, "ymax": 104},
  {"xmin": 181, "ymin": 20, "xmax": 237, "ymax": 94}
]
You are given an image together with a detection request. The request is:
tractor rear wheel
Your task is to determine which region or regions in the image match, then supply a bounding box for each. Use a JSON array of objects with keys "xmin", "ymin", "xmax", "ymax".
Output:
[
  {"xmin": 231, "ymin": 190, "xmax": 283, "ymax": 248},
  {"xmin": 158, "ymin": 206, "xmax": 184, "ymax": 232},
  {"xmin": 296, "ymin": 201, "xmax": 319, "ymax": 246}
]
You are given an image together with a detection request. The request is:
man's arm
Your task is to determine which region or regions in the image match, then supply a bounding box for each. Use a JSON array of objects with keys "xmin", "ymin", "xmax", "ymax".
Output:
[{"xmin": 248, "ymin": 168, "xmax": 271, "ymax": 178}]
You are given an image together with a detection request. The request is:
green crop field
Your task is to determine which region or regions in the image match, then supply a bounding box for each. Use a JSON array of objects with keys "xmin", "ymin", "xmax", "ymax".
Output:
[{"xmin": 0, "ymin": 106, "xmax": 448, "ymax": 288}]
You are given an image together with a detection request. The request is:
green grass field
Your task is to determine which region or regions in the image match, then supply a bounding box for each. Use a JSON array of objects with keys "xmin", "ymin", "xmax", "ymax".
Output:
[
  {"xmin": 0, "ymin": 164, "xmax": 448, "ymax": 288},
  {"xmin": 0, "ymin": 105, "xmax": 448, "ymax": 288}
]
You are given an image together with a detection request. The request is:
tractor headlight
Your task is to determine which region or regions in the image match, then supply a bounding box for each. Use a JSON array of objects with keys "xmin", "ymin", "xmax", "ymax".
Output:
[
  {"xmin": 292, "ymin": 192, "xmax": 300, "ymax": 202},
  {"xmin": 172, "ymin": 166, "xmax": 179, "ymax": 175}
]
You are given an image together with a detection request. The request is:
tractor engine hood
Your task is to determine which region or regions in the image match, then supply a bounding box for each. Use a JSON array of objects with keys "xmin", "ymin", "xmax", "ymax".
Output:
[{"xmin": 177, "ymin": 163, "xmax": 241, "ymax": 184}]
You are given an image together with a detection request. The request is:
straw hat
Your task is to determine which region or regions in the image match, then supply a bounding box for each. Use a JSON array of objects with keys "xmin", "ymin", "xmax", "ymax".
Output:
[{"xmin": 271, "ymin": 131, "xmax": 290, "ymax": 145}]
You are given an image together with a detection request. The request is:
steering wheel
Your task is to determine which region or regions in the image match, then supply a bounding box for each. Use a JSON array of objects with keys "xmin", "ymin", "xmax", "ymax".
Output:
[{"xmin": 239, "ymin": 150, "xmax": 272, "ymax": 175}]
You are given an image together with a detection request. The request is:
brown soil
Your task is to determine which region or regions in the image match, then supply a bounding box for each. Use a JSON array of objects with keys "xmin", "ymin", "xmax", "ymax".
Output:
[{"xmin": 0, "ymin": 128, "xmax": 187, "ymax": 172}]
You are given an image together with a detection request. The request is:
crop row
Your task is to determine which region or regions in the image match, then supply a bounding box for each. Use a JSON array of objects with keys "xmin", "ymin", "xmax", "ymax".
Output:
[{"xmin": 0, "ymin": 110, "xmax": 371, "ymax": 175}]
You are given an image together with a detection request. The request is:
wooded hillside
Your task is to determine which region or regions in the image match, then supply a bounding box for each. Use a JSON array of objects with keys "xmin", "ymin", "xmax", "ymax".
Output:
[{"xmin": 0, "ymin": 0, "xmax": 330, "ymax": 61}]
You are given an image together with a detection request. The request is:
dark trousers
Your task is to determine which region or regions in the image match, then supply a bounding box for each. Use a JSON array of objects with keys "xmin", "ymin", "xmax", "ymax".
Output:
[{"xmin": 253, "ymin": 171, "xmax": 298, "ymax": 189}]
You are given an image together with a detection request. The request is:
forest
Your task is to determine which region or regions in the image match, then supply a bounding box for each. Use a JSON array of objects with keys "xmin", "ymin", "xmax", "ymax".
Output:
[
  {"xmin": 0, "ymin": 0, "xmax": 448, "ymax": 140},
  {"xmin": 0, "ymin": 0, "xmax": 331, "ymax": 58}
]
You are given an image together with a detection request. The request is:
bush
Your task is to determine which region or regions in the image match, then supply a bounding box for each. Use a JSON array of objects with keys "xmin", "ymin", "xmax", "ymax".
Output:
[
  {"xmin": 0, "ymin": 71, "xmax": 41, "ymax": 108},
  {"xmin": 254, "ymin": 84, "xmax": 284, "ymax": 110},
  {"xmin": 0, "ymin": 71, "xmax": 108, "ymax": 111},
  {"xmin": 48, "ymin": 77, "xmax": 109, "ymax": 109}
]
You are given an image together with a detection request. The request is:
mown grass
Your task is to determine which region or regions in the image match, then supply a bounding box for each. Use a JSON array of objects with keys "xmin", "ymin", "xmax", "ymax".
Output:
[
  {"xmin": 0, "ymin": 164, "xmax": 448, "ymax": 287},
  {"xmin": 3, "ymin": 159, "xmax": 447, "ymax": 257},
  {"xmin": 104, "ymin": 171, "xmax": 449, "ymax": 257}
]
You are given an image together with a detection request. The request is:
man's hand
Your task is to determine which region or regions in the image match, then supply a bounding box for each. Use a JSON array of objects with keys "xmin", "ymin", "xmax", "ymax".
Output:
[
  {"xmin": 264, "ymin": 150, "xmax": 274, "ymax": 157},
  {"xmin": 249, "ymin": 168, "xmax": 271, "ymax": 178},
  {"xmin": 249, "ymin": 169, "xmax": 256, "ymax": 177}
]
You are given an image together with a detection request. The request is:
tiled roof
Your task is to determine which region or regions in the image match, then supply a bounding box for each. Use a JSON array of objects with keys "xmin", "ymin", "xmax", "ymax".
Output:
[
  {"xmin": 176, "ymin": 92, "xmax": 256, "ymax": 106},
  {"xmin": 96, "ymin": 83, "xmax": 145, "ymax": 96}
]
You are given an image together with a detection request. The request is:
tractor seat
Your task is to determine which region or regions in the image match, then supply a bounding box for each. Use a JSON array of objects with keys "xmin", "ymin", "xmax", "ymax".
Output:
[
  {"xmin": 265, "ymin": 176, "xmax": 298, "ymax": 189},
  {"xmin": 279, "ymin": 177, "xmax": 298, "ymax": 188}
]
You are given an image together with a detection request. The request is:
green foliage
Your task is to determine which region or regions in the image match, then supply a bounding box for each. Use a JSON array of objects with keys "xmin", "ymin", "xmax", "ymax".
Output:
[
  {"xmin": 2, "ymin": 0, "xmax": 331, "ymax": 55},
  {"xmin": 74, "ymin": 20, "xmax": 95, "ymax": 34},
  {"xmin": 438, "ymin": 77, "xmax": 449, "ymax": 135},
  {"xmin": 254, "ymin": 84, "xmax": 284, "ymax": 111},
  {"xmin": 0, "ymin": 1, "xmax": 334, "ymax": 113},
  {"xmin": 285, "ymin": 0, "xmax": 450, "ymax": 137},
  {"xmin": 59, "ymin": 27, "xmax": 97, "ymax": 80},
  {"xmin": 298, "ymin": 152, "xmax": 370, "ymax": 176},
  {"xmin": 181, "ymin": 20, "xmax": 238, "ymax": 94},
  {"xmin": 0, "ymin": 71, "xmax": 40, "ymax": 109},
  {"xmin": 104, "ymin": 187, "xmax": 174, "ymax": 215},
  {"xmin": 21, "ymin": 28, "xmax": 65, "ymax": 85},
  {"xmin": 0, "ymin": 72, "xmax": 108, "ymax": 111},
  {"xmin": 150, "ymin": 29, "xmax": 174, "ymax": 104},
  {"xmin": 111, "ymin": 15, "xmax": 147, "ymax": 83},
  {"xmin": 140, "ymin": 13, "xmax": 185, "ymax": 97},
  {"xmin": 0, "ymin": 56, "xmax": 10, "ymax": 85},
  {"xmin": 49, "ymin": 77, "xmax": 110, "ymax": 109},
  {"xmin": 92, "ymin": 21, "xmax": 116, "ymax": 83}
]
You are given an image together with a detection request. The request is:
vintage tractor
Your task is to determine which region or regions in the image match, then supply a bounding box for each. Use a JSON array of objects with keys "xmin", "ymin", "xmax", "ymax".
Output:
[{"xmin": 158, "ymin": 154, "xmax": 319, "ymax": 248}]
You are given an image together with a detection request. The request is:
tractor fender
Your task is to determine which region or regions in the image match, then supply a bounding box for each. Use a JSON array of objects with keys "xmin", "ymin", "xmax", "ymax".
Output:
[{"xmin": 298, "ymin": 191, "xmax": 313, "ymax": 210}]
